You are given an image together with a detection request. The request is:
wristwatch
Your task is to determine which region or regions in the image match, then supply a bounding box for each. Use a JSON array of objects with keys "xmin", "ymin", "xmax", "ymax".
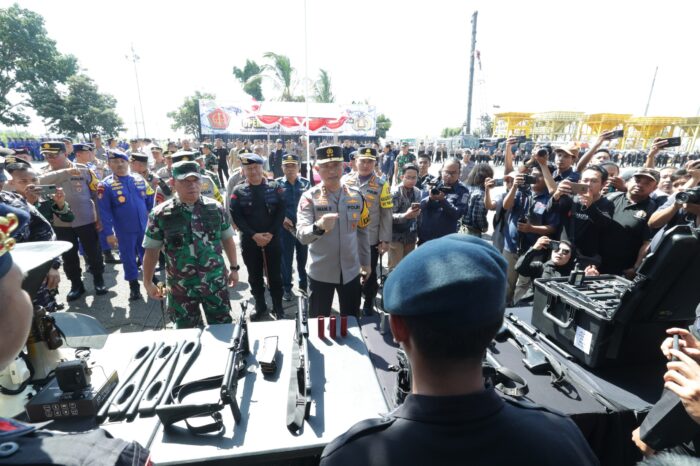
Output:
[
  {"xmin": 230, "ymin": 264, "xmax": 240, "ymax": 272},
  {"xmin": 312, "ymin": 223, "xmax": 325, "ymax": 236}
]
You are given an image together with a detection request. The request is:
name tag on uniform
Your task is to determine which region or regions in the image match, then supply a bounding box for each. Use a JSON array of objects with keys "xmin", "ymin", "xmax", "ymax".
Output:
[{"xmin": 315, "ymin": 205, "xmax": 331, "ymax": 212}]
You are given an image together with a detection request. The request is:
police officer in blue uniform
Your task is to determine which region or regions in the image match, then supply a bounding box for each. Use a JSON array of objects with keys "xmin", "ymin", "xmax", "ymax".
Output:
[
  {"xmin": 229, "ymin": 152, "xmax": 286, "ymax": 319},
  {"xmin": 97, "ymin": 150, "xmax": 153, "ymax": 300},
  {"xmin": 276, "ymin": 154, "xmax": 310, "ymax": 300},
  {"xmin": 320, "ymin": 235, "xmax": 598, "ymax": 466}
]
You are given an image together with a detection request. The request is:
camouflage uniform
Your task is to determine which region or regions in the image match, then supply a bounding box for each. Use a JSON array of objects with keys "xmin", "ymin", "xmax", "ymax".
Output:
[{"xmin": 143, "ymin": 194, "xmax": 234, "ymax": 328}]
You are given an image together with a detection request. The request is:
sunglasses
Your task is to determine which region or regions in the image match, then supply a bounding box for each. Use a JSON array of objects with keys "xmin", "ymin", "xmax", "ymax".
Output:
[
  {"xmin": 555, "ymin": 248, "xmax": 571, "ymax": 255},
  {"xmin": 43, "ymin": 153, "xmax": 61, "ymax": 158}
]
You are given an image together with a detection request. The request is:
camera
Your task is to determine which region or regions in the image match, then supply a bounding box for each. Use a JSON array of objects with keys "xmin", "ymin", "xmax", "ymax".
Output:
[
  {"xmin": 522, "ymin": 175, "xmax": 537, "ymax": 185},
  {"xmin": 609, "ymin": 129, "xmax": 624, "ymax": 139},
  {"xmin": 56, "ymin": 359, "xmax": 92, "ymax": 392},
  {"xmin": 676, "ymin": 187, "xmax": 700, "ymax": 205},
  {"xmin": 549, "ymin": 240, "xmax": 561, "ymax": 250},
  {"xmin": 430, "ymin": 183, "xmax": 453, "ymax": 196},
  {"xmin": 492, "ymin": 178, "xmax": 504, "ymax": 187}
]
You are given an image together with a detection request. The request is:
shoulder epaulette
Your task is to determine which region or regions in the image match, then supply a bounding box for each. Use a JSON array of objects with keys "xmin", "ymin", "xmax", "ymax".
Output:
[{"xmin": 321, "ymin": 417, "xmax": 395, "ymax": 458}]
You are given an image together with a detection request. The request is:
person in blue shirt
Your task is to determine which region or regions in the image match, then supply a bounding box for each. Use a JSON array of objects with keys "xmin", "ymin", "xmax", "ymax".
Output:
[
  {"xmin": 97, "ymin": 150, "xmax": 153, "ymax": 301},
  {"xmin": 276, "ymin": 154, "xmax": 311, "ymax": 300}
]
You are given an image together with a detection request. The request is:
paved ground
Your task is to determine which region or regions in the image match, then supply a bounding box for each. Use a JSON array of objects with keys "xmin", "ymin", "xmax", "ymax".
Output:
[{"xmin": 53, "ymin": 164, "xmax": 507, "ymax": 334}]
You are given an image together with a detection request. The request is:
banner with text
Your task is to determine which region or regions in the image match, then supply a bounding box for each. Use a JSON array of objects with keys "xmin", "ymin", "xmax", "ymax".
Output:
[{"xmin": 199, "ymin": 100, "xmax": 376, "ymax": 137}]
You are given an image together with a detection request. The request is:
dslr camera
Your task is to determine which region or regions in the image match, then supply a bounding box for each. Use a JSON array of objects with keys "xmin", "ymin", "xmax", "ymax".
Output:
[
  {"xmin": 676, "ymin": 187, "xmax": 700, "ymax": 205},
  {"xmin": 429, "ymin": 182, "xmax": 453, "ymax": 196}
]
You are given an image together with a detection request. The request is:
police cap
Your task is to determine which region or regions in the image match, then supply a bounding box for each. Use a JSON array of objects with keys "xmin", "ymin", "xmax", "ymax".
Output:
[
  {"xmin": 240, "ymin": 154, "xmax": 264, "ymax": 165},
  {"xmin": 150, "ymin": 146, "xmax": 163, "ymax": 152},
  {"xmin": 130, "ymin": 153, "xmax": 149, "ymax": 164},
  {"xmin": 74, "ymin": 143, "xmax": 93, "ymax": 152},
  {"xmin": 282, "ymin": 154, "xmax": 300, "ymax": 165},
  {"xmin": 4, "ymin": 155, "xmax": 32, "ymax": 173},
  {"xmin": 172, "ymin": 161, "xmax": 202, "ymax": 180},
  {"xmin": 315, "ymin": 145, "xmax": 344, "ymax": 164},
  {"xmin": 12, "ymin": 148, "xmax": 30, "ymax": 156},
  {"xmin": 171, "ymin": 151, "xmax": 195, "ymax": 163},
  {"xmin": 40, "ymin": 141, "xmax": 66, "ymax": 154},
  {"xmin": 107, "ymin": 150, "xmax": 129, "ymax": 162},
  {"xmin": 383, "ymin": 234, "xmax": 507, "ymax": 326},
  {"xmin": 356, "ymin": 147, "xmax": 377, "ymax": 160}
]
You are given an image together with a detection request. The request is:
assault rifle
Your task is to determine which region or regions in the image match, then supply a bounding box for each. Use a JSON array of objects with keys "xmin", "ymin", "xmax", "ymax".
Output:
[
  {"xmin": 287, "ymin": 296, "xmax": 311, "ymax": 434},
  {"xmin": 156, "ymin": 303, "xmax": 249, "ymax": 434}
]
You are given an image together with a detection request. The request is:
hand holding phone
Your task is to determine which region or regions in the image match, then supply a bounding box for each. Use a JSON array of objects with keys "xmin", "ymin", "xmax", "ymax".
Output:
[
  {"xmin": 660, "ymin": 137, "xmax": 681, "ymax": 148},
  {"xmin": 570, "ymin": 183, "xmax": 589, "ymax": 195}
]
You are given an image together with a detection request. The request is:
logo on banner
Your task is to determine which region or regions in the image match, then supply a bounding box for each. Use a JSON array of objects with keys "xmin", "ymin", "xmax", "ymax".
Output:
[{"xmin": 207, "ymin": 108, "xmax": 230, "ymax": 130}]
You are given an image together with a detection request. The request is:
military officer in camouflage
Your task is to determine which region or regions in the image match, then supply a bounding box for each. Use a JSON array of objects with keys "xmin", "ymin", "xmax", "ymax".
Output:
[
  {"xmin": 200, "ymin": 143, "xmax": 219, "ymax": 177},
  {"xmin": 342, "ymin": 147, "xmax": 393, "ymax": 315},
  {"xmin": 142, "ymin": 161, "xmax": 239, "ymax": 328},
  {"xmin": 296, "ymin": 145, "xmax": 371, "ymax": 317}
]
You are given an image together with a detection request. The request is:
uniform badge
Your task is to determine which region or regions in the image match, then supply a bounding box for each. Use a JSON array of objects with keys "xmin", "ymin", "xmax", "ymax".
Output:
[
  {"xmin": 202, "ymin": 183, "xmax": 209, "ymax": 190},
  {"xmin": 118, "ymin": 196, "xmax": 126, "ymax": 203},
  {"xmin": 635, "ymin": 210, "xmax": 647, "ymax": 219},
  {"xmin": 117, "ymin": 191, "xmax": 123, "ymax": 195},
  {"xmin": 75, "ymin": 187, "xmax": 82, "ymax": 193}
]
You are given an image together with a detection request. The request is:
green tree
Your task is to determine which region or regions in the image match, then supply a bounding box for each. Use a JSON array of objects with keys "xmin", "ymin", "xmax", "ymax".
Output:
[
  {"xmin": 233, "ymin": 59, "xmax": 264, "ymax": 101},
  {"xmin": 441, "ymin": 127, "xmax": 462, "ymax": 138},
  {"xmin": 262, "ymin": 52, "xmax": 297, "ymax": 101},
  {"xmin": 0, "ymin": 4, "xmax": 78, "ymax": 126},
  {"xmin": 314, "ymin": 69, "xmax": 335, "ymax": 103},
  {"xmin": 478, "ymin": 113, "xmax": 493, "ymax": 137},
  {"xmin": 166, "ymin": 91, "xmax": 215, "ymax": 139},
  {"xmin": 33, "ymin": 74, "xmax": 124, "ymax": 139},
  {"xmin": 376, "ymin": 114, "xmax": 392, "ymax": 139}
]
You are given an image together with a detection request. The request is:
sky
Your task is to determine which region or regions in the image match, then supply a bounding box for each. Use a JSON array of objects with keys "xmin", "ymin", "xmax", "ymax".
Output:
[{"xmin": 3, "ymin": 0, "xmax": 700, "ymax": 140}]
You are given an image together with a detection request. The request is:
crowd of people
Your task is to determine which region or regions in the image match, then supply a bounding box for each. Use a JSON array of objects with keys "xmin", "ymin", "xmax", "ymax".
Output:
[{"xmin": 2, "ymin": 129, "xmax": 700, "ymax": 463}]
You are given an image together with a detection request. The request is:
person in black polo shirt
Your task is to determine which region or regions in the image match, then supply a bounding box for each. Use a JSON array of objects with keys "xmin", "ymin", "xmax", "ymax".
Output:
[
  {"xmin": 213, "ymin": 137, "xmax": 229, "ymax": 185},
  {"xmin": 597, "ymin": 168, "xmax": 659, "ymax": 277},
  {"xmin": 545, "ymin": 165, "xmax": 614, "ymax": 267}
]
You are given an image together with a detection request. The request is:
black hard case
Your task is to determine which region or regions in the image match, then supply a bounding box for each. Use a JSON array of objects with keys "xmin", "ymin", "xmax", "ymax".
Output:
[{"xmin": 532, "ymin": 225, "xmax": 700, "ymax": 368}]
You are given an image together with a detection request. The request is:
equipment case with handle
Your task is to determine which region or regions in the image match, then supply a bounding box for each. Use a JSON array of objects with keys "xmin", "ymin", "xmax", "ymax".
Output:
[{"xmin": 532, "ymin": 225, "xmax": 700, "ymax": 368}]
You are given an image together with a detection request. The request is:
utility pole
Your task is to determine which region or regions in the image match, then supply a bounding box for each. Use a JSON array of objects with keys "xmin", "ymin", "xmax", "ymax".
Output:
[
  {"xmin": 464, "ymin": 11, "xmax": 478, "ymax": 135},
  {"xmin": 644, "ymin": 66, "xmax": 658, "ymax": 117},
  {"xmin": 126, "ymin": 44, "xmax": 147, "ymax": 136}
]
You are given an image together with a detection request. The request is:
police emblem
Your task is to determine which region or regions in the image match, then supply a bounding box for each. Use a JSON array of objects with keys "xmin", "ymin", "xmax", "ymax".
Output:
[
  {"xmin": 118, "ymin": 196, "xmax": 126, "ymax": 203},
  {"xmin": 635, "ymin": 211, "xmax": 647, "ymax": 219}
]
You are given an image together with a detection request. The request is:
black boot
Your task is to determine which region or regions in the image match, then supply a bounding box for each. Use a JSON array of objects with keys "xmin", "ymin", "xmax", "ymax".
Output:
[
  {"xmin": 103, "ymin": 251, "xmax": 121, "ymax": 264},
  {"xmin": 272, "ymin": 297, "xmax": 284, "ymax": 320},
  {"xmin": 128, "ymin": 280, "xmax": 142, "ymax": 301},
  {"xmin": 362, "ymin": 299, "xmax": 375, "ymax": 317},
  {"xmin": 250, "ymin": 295, "xmax": 267, "ymax": 321},
  {"xmin": 94, "ymin": 274, "xmax": 108, "ymax": 295},
  {"xmin": 66, "ymin": 281, "xmax": 86, "ymax": 301}
]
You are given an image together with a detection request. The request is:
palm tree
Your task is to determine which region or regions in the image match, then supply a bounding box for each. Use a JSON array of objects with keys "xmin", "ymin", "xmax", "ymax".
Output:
[
  {"xmin": 233, "ymin": 59, "xmax": 264, "ymax": 101},
  {"xmin": 262, "ymin": 52, "xmax": 296, "ymax": 101},
  {"xmin": 314, "ymin": 69, "xmax": 335, "ymax": 103}
]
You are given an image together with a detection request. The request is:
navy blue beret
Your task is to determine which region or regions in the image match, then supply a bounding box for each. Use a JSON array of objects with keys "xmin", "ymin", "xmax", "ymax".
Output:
[{"xmin": 383, "ymin": 234, "xmax": 507, "ymax": 325}]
